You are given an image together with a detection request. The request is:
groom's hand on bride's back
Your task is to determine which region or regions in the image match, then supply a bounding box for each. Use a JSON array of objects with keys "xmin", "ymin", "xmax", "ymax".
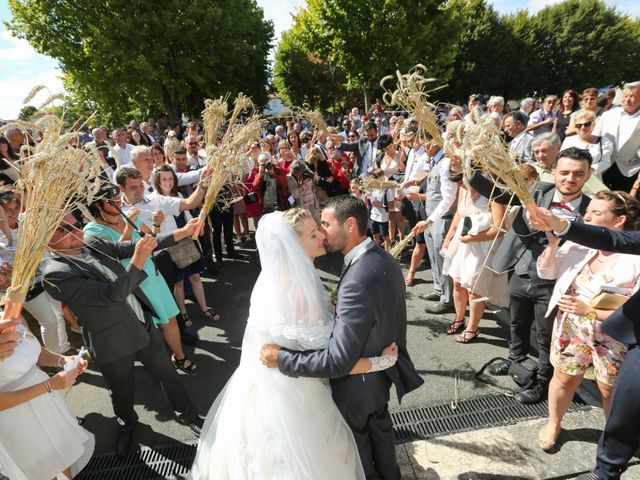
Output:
[{"xmin": 260, "ymin": 344, "xmax": 281, "ymax": 368}]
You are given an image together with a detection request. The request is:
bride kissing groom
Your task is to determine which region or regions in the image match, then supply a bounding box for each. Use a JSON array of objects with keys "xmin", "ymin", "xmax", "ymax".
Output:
[{"xmin": 191, "ymin": 195, "xmax": 423, "ymax": 479}]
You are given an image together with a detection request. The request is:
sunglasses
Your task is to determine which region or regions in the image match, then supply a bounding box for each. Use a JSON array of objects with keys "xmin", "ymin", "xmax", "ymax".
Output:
[
  {"xmin": 188, "ymin": 142, "xmax": 199, "ymax": 145},
  {"xmin": 56, "ymin": 221, "xmax": 83, "ymax": 234},
  {"xmin": 576, "ymin": 122, "xmax": 593, "ymax": 128},
  {"xmin": 348, "ymin": 135, "xmax": 356, "ymax": 139}
]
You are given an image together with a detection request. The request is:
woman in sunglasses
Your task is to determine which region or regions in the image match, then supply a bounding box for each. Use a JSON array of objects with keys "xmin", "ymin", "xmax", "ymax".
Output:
[{"xmin": 561, "ymin": 109, "xmax": 613, "ymax": 178}]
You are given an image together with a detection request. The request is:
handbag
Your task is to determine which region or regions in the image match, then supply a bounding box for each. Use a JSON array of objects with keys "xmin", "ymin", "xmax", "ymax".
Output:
[
  {"xmin": 590, "ymin": 291, "xmax": 630, "ymax": 310},
  {"xmin": 508, "ymin": 357, "xmax": 538, "ymax": 390},
  {"xmin": 167, "ymin": 237, "xmax": 201, "ymax": 269}
]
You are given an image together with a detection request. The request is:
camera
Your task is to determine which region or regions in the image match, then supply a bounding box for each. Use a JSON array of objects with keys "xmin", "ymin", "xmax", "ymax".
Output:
[
  {"xmin": 264, "ymin": 162, "xmax": 273, "ymax": 170},
  {"xmin": 303, "ymin": 169, "xmax": 315, "ymax": 180},
  {"xmin": 472, "ymin": 94, "xmax": 483, "ymax": 103}
]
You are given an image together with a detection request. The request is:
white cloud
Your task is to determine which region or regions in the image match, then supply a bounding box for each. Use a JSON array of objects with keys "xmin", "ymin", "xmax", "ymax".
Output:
[
  {"xmin": 0, "ymin": 30, "xmax": 42, "ymax": 62},
  {"xmin": 256, "ymin": 0, "xmax": 306, "ymax": 49},
  {"xmin": 0, "ymin": 67, "xmax": 64, "ymax": 120}
]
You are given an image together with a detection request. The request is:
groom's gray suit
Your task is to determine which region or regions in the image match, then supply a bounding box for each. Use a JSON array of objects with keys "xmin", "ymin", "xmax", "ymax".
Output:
[{"xmin": 277, "ymin": 239, "xmax": 423, "ymax": 479}]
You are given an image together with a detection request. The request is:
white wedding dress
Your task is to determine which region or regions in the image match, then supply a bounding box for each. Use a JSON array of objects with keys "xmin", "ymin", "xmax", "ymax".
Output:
[{"xmin": 190, "ymin": 212, "xmax": 365, "ymax": 479}]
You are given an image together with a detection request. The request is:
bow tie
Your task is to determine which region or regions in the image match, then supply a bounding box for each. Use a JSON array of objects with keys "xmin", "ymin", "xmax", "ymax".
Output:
[{"xmin": 550, "ymin": 201, "xmax": 573, "ymax": 212}]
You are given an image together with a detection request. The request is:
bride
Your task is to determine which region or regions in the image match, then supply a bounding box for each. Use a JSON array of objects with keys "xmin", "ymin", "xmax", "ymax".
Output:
[{"xmin": 190, "ymin": 208, "xmax": 397, "ymax": 479}]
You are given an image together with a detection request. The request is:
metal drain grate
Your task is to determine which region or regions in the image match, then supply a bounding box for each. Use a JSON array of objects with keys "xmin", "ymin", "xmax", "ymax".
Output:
[
  {"xmin": 76, "ymin": 442, "xmax": 197, "ymax": 480},
  {"xmin": 74, "ymin": 394, "xmax": 590, "ymax": 479},
  {"xmin": 391, "ymin": 393, "xmax": 590, "ymax": 444}
]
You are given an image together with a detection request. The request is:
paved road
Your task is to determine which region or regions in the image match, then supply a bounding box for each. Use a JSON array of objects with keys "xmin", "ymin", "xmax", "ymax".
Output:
[{"xmin": 63, "ymin": 240, "xmax": 523, "ymax": 455}]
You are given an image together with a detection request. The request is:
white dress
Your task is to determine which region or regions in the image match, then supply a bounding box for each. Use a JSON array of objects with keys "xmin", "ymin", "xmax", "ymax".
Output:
[
  {"xmin": 190, "ymin": 213, "xmax": 365, "ymax": 480},
  {"xmin": 0, "ymin": 327, "xmax": 94, "ymax": 480},
  {"xmin": 443, "ymin": 189, "xmax": 509, "ymax": 306}
]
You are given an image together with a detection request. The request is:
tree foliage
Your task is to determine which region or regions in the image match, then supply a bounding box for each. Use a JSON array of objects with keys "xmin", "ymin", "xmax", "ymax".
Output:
[
  {"xmin": 6, "ymin": 0, "xmax": 273, "ymax": 123},
  {"xmin": 18, "ymin": 105, "xmax": 37, "ymax": 120},
  {"xmin": 275, "ymin": 0, "xmax": 459, "ymax": 112}
]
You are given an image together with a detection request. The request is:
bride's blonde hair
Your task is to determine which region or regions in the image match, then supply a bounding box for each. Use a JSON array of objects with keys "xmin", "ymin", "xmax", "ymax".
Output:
[{"xmin": 283, "ymin": 208, "xmax": 314, "ymax": 235}]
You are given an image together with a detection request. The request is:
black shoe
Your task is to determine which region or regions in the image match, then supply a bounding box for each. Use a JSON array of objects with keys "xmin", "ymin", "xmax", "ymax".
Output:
[
  {"xmin": 488, "ymin": 359, "xmax": 511, "ymax": 376},
  {"xmin": 226, "ymin": 251, "xmax": 241, "ymax": 260},
  {"xmin": 424, "ymin": 302, "xmax": 455, "ymax": 314},
  {"xmin": 114, "ymin": 427, "xmax": 134, "ymax": 457},
  {"xmin": 575, "ymin": 473, "xmax": 599, "ymax": 480},
  {"xmin": 419, "ymin": 293, "xmax": 441, "ymax": 302},
  {"xmin": 181, "ymin": 415, "xmax": 204, "ymax": 437},
  {"xmin": 516, "ymin": 381, "xmax": 548, "ymax": 404}
]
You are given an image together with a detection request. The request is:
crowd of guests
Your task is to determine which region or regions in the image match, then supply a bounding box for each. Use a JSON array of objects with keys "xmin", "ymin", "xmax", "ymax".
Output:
[{"xmin": 0, "ymin": 80, "xmax": 639, "ymax": 479}]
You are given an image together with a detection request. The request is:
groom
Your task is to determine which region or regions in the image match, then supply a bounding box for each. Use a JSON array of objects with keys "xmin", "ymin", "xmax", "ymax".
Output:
[{"xmin": 261, "ymin": 195, "xmax": 423, "ymax": 479}]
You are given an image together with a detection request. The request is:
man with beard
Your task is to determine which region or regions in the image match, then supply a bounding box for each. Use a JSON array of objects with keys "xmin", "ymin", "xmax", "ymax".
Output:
[
  {"xmin": 485, "ymin": 148, "xmax": 592, "ymax": 403},
  {"xmin": 261, "ymin": 195, "xmax": 423, "ymax": 479}
]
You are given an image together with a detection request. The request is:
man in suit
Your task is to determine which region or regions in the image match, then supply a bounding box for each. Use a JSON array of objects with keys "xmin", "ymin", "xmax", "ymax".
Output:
[
  {"xmin": 333, "ymin": 121, "xmax": 379, "ymax": 178},
  {"xmin": 529, "ymin": 212, "xmax": 640, "ymax": 480},
  {"xmin": 595, "ymin": 81, "xmax": 640, "ymax": 192},
  {"xmin": 42, "ymin": 214, "xmax": 204, "ymax": 455},
  {"xmin": 504, "ymin": 111, "xmax": 534, "ymax": 163},
  {"xmin": 261, "ymin": 195, "xmax": 423, "ymax": 479},
  {"xmin": 480, "ymin": 148, "xmax": 592, "ymax": 403}
]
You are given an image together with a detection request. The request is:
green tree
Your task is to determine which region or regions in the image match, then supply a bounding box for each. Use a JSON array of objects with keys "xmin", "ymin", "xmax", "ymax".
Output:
[
  {"xmin": 527, "ymin": 0, "xmax": 640, "ymax": 94},
  {"xmin": 273, "ymin": 29, "xmax": 347, "ymax": 112},
  {"xmin": 444, "ymin": 0, "xmax": 537, "ymax": 103},
  {"xmin": 281, "ymin": 0, "xmax": 459, "ymax": 112},
  {"xmin": 6, "ymin": 0, "xmax": 273, "ymax": 124},
  {"xmin": 18, "ymin": 105, "xmax": 37, "ymax": 120}
]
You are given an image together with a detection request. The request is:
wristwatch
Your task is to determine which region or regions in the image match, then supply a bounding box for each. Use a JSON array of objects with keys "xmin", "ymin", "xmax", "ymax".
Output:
[{"xmin": 586, "ymin": 309, "xmax": 597, "ymax": 321}]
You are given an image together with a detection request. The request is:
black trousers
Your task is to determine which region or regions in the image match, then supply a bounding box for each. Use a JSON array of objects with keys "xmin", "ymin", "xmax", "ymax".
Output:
[
  {"xmin": 341, "ymin": 404, "xmax": 400, "ymax": 480},
  {"xmin": 507, "ymin": 273, "xmax": 555, "ymax": 383},
  {"xmin": 401, "ymin": 198, "xmax": 418, "ymax": 230},
  {"xmin": 154, "ymin": 251, "xmax": 175, "ymax": 292},
  {"xmin": 99, "ymin": 324, "xmax": 197, "ymax": 428},
  {"xmin": 595, "ymin": 345, "xmax": 640, "ymax": 480},
  {"xmin": 602, "ymin": 162, "xmax": 636, "ymax": 193},
  {"xmin": 209, "ymin": 206, "xmax": 234, "ymax": 261}
]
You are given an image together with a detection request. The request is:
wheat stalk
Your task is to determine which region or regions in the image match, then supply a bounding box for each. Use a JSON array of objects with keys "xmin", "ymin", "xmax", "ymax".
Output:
[
  {"xmin": 361, "ymin": 176, "xmax": 402, "ymax": 194},
  {"xmin": 389, "ymin": 231, "xmax": 415, "ymax": 259},
  {"xmin": 380, "ymin": 64, "xmax": 446, "ymax": 147}
]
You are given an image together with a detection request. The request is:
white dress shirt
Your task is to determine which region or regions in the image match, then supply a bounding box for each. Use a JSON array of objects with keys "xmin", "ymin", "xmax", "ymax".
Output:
[{"xmin": 403, "ymin": 147, "xmax": 429, "ymax": 183}]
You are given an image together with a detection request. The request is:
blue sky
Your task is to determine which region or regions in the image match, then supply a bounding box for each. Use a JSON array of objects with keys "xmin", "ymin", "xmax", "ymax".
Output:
[{"xmin": 0, "ymin": 0, "xmax": 638, "ymax": 119}]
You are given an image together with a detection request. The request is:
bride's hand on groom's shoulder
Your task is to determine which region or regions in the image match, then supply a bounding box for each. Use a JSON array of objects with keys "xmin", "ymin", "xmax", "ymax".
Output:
[{"xmin": 260, "ymin": 344, "xmax": 281, "ymax": 368}]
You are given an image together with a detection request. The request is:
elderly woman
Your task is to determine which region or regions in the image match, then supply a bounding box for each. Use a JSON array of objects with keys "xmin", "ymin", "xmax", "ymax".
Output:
[
  {"xmin": 561, "ymin": 109, "xmax": 613, "ymax": 177},
  {"xmin": 0, "ymin": 316, "xmax": 94, "ymax": 479},
  {"xmin": 536, "ymin": 191, "xmax": 640, "ymax": 451}
]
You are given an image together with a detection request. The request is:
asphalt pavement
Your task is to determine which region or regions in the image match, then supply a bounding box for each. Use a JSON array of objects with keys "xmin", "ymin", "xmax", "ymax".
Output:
[{"xmin": 58, "ymin": 238, "xmax": 638, "ymax": 479}]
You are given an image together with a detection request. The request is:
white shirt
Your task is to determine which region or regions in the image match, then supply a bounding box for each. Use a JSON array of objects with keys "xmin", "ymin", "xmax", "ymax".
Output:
[
  {"xmin": 403, "ymin": 147, "xmax": 429, "ymax": 183},
  {"xmin": 112, "ymin": 143, "xmax": 135, "ymax": 166},
  {"xmin": 121, "ymin": 194, "xmax": 181, "ymax": 232},
  {"xmin": 343, "ymin": 237, "xmax": 373, "ymax": 269},
  {"xmin": 369, "ymin": 188, "xmax": 394, "ymax": 223},
  {"xmin": 548, "ymin": 193, "xmax": 582, "ymax": 222},
  {"xmin": 187, "ymin": 151, "xmax": 206, "ymax": 168},
  {"xmin": 427, "ymin": 157, "xmax": 458, "ymax": 224},
  {"xmin": 618, "ymin": 109, "xmax": 640, "ymax": 149}
]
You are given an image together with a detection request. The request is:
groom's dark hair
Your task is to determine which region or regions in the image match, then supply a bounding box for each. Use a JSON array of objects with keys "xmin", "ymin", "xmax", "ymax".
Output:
[{"xmin": 324, "ymin": 195, "xmax": 369, "ymax": 236}]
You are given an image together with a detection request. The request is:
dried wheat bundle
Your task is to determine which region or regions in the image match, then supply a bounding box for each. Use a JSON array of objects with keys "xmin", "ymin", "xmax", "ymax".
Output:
[
  {"xmin": 389, "ymin": 231, "xmax": 415, "ymax": 259},
  {"xmin": 361, "ymin": 176, "xmax": 401, "ymax": 194},
  {"xmin": 380, "ymin": 64, "xmax": 446, "ymax": 147},
  {"xmin": 194, "ymin": 101, "xmax": 263, "ymax": 238},
  {"xmin": 2, "ymin": 112, "xmax": 104, "ymax": 318},
  {"xmin": 202, "ymin": 96, "xmax": 230, "ymax": 146},
  {"xmin": 223, "ymin": 93, "xmax": 253, "ymax": 138},
  {"xmin": 301, "ymin": 109, "xmax": 331, "ymax": 136}
]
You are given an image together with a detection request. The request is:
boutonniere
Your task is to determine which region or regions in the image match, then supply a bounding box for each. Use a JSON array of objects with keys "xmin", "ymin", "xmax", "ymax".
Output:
[{"xmin": 329, "ymin": 286, "xmax": 338, "ymax": 307}]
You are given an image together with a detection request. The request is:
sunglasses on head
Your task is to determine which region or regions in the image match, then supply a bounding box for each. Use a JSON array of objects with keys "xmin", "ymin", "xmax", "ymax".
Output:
[
  {"xmin": 576, "ymin": 122, "xmax": 593, "ymax": 128},
  {"xmin": 56, "ymin": 221, "xmax": 83, "ymax": 234}
]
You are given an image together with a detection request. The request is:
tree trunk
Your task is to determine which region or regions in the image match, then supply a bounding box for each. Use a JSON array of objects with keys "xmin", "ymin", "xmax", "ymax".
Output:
[
  {"xmin": 363, "ymin": 88, "xmax": 369, "ymax": 116},
  {"xmin": 160, "ymin": 84, "xmax": 181, "ymax": 122}
]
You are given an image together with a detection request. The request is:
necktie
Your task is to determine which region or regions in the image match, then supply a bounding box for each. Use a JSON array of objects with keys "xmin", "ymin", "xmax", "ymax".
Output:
[{"xmin": 550, "ymin": 201, "xmax": 572, "ymax": 212}]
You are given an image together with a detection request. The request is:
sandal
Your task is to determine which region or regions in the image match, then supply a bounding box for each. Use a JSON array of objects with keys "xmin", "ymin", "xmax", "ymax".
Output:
[
  {"xmin": 446, "ymin": 319, "xmax": 466, "ymax": 335},
  {"xmin": 172, "ymin": 355, "xmax": 197, "ymax": 373},
  {"xmin": 201, "ymin": 308, "xmax": 221, "ymax": 321},
  {"xmin": 404, "ymin": 271, "xmax": 415, "ymax": 286},
  {"xmin": 182, "ymin": 313, "xmax": 193, "ymax": 327},
  {"xmin": 454, "ymin": 329, "xmax": 479, "ymax": 344}
]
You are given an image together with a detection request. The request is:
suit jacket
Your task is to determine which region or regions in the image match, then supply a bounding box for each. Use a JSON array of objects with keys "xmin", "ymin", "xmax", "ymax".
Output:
[
  {"xmin": 277, "ymin": 242, "xmax": 423, "ymax": 415},
  {"xmin": 42, "ymin": 234, "xmax": 176, "ymax": 365},
  {"xmin": 339, "ymin": 137, "xmax": 377, "ymax": 178},
  {"xmin": 563, "ymin": 222, "xmax": 640, "ymax": 345},
  {"xmin": 595, "ymin": 106, "xmax": 640, "ymax": 177},
  {"xmin": 489, "ymin": 182, "xmax": 590, "ymax": 277}
]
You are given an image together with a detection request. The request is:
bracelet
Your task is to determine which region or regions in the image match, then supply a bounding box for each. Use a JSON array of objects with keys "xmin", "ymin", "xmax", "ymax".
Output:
[
  {"xmin": 43, "ymin": 379, "xmax": 52, "ymax": 393},
  {"xmin": 153, "ymin": 224, "xmax": 161, "ymax": 228},
  {"xmin": 633, "ymin": 182, "xmax": 640, "ymax": 189}
]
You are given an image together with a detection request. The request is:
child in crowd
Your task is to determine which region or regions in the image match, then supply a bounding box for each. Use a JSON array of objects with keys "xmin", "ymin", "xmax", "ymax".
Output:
[{"xmin": 367, "ymin": 169, "xmax": 395, "ymax": 251}]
